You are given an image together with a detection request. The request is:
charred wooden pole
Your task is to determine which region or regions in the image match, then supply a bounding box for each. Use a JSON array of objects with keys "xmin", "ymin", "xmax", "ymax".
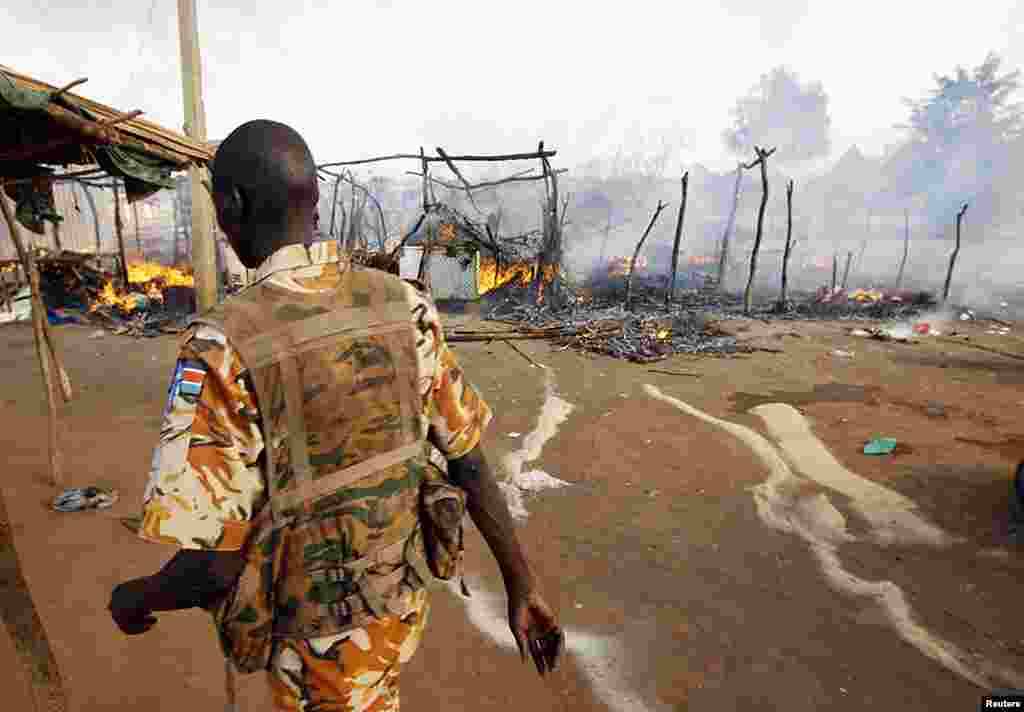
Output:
[
  {"xmin": 529, "ymin": 142, "xmax": 550, "ymax": 305},
  {"xmin": 541, "ymin": 150, "xmax": 562, "ymax": 305},
  {"xmin": 624, "ymin": 200, "xmax": 668, "ymax": 310},
  {"xmin": 741, "ymin": 146, "xmax": 776, "ymax": 315},
  {"xmin": 665, "ymin": 172, "xmax": 689, "ymax": 309},
  {"xmin": 942, "ymin": 203, "xmax": 969, "ymax": 303},
  {"xmin": 895, "ymin": 208, "xmax": 910, "ymax": 289},
  {"xmin": 778, "ymin": 179, "xmax": 795, "ymax": 308},
  {"xmin": 132, "ymin": 200, "xmax": 144, "ymax": 259},
  {"xmin": 0, "ymin": 191, "xmax": 72, "ymax": 489},
  {"xmin": 716, "ymin": 162, "xmax": 743, "ymax": 293},
  {"xmin": 831, "ymin": 253, "xmax": 838, "ymax": 291},
  {"xmin": 112, "ymin": 180, "xmax": 130, "ymax": 287},
  {"xmin": 77, "ymin": 182, "xmax": 102, "ymax": 253},
  {"xmin": 328, "ymin": 172, "xmax": 342, "ymax": 238},
  {"xmin": 841, "ymin": 250, "xmax": 853, "ymax": 290}
]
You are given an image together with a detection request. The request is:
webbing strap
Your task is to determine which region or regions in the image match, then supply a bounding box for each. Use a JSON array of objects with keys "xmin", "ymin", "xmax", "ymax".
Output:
[
  {"xmin": 240, "ymin": 307, "xmax": 411, "ymax": 370},
  {"xmin": 273, "ymin": 442, "xmax": 422, "ymax": 513},
  {"xmin": 279, "ymin": 356, "xmax": 313, "ymax": 490},
  {"xmin": 404, "ymin": 546, "xmax": 440, "ymax": 590}
]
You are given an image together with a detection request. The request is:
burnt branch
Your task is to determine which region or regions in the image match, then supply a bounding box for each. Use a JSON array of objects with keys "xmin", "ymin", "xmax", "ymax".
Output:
[
  {"xmin": 624, "ymin": 199, "xmax": 668, "ymax": 311},
  {"xmin": 436, "ymin": 147, "xmax": 483, "ymax": 214},
  {"xmin": 942, "ymin": 203, "xmax": 969, "ymax": 302},
  {"xmin": 318, "ymin": 149, "xmax": 557, "ymax": 170}
]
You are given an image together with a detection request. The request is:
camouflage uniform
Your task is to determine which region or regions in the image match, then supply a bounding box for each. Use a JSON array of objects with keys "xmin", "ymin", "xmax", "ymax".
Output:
[{"xmin": 139, "ymin": 242, "xmax": 492, "ymax": 711}]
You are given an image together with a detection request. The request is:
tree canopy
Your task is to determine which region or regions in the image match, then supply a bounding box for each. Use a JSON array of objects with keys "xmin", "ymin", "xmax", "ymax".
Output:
[{"xmin": 722, "ymin": 67, "xmax": 832, "ymax": 164}]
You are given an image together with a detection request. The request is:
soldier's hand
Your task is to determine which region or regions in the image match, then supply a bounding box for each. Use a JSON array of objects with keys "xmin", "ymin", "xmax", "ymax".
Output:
[
  {"xmin": 109, "ymin": 578, "xmax": 158, "ymax": 635},
  {"xmin": 508, "ymin": 589, "xmax": 564, "ymax": 676}
]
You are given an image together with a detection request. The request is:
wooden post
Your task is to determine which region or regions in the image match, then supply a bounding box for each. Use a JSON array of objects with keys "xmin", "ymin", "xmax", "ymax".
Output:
[
  {"xmin": 895, "ymin": 208, "xmax": 910, "ymax": 289},
  {"xmin": 778, "ymin": 179, "xmax": 795, "ymax": 307},
  {"xmin": 0, "ymin": 192, "xmax": 67, "ymax": 487},
  {"xmin": 717, "ymin": 162, "xmax": 743, "ymax": 293},
  {"xmin": 841, "ymin": 251, "xmax": 853, "ymax": 290},
  {"xmin": 665, "ymin": 172, "xmax": 689, "ymax": 308},
  {"xmin": 624, "ymin": 200, "xmax": 668, "ymax": 310},
  {"xmin": 329, "ymin": 173, "xmax": 342, "ymax": 238},
  {"xmin": 942, "ymin": 203, "xmax": 969, "ymax": 302},
  {"xmin": 177, "ymin": 0, "xmax": 217, "ymax": 312},
  {"xmin": 831, "ymin": 253, "xmax": 838, "ymax": 291},
  {"xmin": 112, "ymin": 180, "xmax": 130, "ymax": 287},
  {"xmin": 742, "ymin": 146, "xmax": 776, "ymax": 315},
  {"xmin": 171, "ymin": 188, "xmax": 181, "ymax": 265},
  {"xmin": 132, "ymin": 200, "xmax": 144, "ymax": 260},
  {"xmin": 77, "ymin": 182, "xmax": 102, "ymax": 253}
]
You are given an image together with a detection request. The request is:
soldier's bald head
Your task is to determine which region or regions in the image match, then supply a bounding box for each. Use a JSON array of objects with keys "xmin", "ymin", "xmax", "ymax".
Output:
[{"xmin": 211, "ymin": 120, "xmax": 319, "ymax": 265}]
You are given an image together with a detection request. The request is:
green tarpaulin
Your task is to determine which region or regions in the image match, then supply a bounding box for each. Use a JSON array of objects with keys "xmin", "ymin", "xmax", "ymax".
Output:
[{"xmin": 0, "ymin": 69, "xmax": 178, "ymax": 233}]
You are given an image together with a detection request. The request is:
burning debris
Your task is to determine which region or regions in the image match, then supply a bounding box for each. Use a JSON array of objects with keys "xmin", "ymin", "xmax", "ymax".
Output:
[{"xmin": 2, "ymin": 250, "xmax": 199, "ymax": 336}]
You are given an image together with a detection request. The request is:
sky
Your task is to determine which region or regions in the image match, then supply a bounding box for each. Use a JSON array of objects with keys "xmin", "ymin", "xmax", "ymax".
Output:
[{"xmin": 3, "ymin": 0, "xmax": 1022, "ymax": 178}]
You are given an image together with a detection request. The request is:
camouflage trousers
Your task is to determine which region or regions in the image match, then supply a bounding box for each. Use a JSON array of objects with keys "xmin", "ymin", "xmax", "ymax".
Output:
[{"xmin": 268, "ymin": 589, "xmax": 430, "ymax": 711}]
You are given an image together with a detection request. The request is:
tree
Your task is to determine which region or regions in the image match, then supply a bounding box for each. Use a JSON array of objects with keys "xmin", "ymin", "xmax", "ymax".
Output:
[
  {"xmin": 900, "ymin": 53, "xmax": 1023, "ymax": 152},
  {"xmin": 723, "ymin": 67, "xmax": 831, "ymax": 164},
  {"xmin": 895, "ymin": 53, "xmax": 1023, "ymax": 227}
]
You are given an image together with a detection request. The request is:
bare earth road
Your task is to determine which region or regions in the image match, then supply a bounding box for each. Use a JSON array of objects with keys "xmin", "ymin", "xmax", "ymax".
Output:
[{"xmin": 0, "ymin": 313, "xmax": 1023, "ymax": 711}]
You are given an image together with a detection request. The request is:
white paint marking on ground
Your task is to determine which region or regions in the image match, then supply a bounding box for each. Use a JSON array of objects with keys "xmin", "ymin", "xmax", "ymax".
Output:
[
  {"xmin": 752, "ymin": 402, "xmax": 959, "ymax": 548},
  {"xmin": 643, "ymin": 384, "xmax": 1024, "ymax": 691},
  {"xmin": 499, "ymin": 367, "xmax": 574, "ymax": 520},
  {"xmin": 447, "ymin": 583, "xmax": 667, "ymax": 712}
]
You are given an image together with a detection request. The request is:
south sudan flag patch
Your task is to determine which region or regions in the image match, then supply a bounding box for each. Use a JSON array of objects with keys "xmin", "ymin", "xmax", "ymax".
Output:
[{"xmin": 169, "ymin": 358, "xmax": 207, "ymax": 405}]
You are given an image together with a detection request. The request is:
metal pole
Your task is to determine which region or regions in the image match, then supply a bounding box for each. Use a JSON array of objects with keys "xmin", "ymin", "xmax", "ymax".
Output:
[{"xmin": 177, "ymin": 0, "xmax": 217, "ymax": 312}]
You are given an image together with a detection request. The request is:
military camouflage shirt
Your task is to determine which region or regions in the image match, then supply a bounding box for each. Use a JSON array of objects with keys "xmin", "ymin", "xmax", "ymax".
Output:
[{"xmin": 139, "ymin": 242, "xmax": 492, "ymax": 551}]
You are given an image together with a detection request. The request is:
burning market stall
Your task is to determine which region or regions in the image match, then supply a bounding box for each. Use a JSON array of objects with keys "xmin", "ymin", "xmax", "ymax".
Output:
[
  {"xmin": 317, "ymin": 143, "xmax": 566, "ymax": 303},
  {"xmin": 0, "ymin": 63, "xmax": 213, "ymax": 712},
  {"xmin": 0, "ymin": 63, "xmax": 213, "ymax": 486}
]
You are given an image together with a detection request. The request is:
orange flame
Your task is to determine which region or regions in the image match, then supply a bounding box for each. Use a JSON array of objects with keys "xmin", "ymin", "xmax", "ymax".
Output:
[
  {"xmin": 89, "ymin": 261, "xmax": 195, "ymax": 313},
  {"xmin": 607, "ymin": 255, "xmax": 648, "ymax": 278},
  {"xmin": 478, "ymin": 259, "xmax": 533, "ymax": 294}
]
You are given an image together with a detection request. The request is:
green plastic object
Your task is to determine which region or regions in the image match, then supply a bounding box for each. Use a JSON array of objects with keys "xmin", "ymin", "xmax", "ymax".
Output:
[{"xmin": 863, "ymin": 438, "xmax": 898, "ymax": 455}]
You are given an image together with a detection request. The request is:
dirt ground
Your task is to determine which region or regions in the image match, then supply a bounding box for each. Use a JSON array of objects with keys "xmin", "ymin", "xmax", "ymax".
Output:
[{"xmin": 1, "ymin": 311, "xmax": 1023, "ymax": 711}]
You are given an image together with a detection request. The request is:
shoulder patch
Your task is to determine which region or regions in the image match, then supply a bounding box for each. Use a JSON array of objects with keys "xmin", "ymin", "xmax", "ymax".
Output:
[{"xmin": 167, "ymin": 358, "xmax": 208, "ymax": 409}]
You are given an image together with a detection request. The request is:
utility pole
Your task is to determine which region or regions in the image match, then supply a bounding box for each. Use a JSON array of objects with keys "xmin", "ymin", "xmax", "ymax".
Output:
[{"xmin": 177, "ymin": 0, "xmax": 217, "ymax": 311}]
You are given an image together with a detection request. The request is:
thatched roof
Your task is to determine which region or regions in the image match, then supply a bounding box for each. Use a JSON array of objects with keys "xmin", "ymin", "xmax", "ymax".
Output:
[{"xmin": 1, "ymin": 65, "xmax": 213, "ymax": 197}]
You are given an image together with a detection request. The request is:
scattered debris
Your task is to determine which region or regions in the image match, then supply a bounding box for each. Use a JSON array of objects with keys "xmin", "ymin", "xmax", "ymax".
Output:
[
  {"xmin": 52, "ymin": 486, "xmax": 118, "ymax": 512},
  {"xmin": 863, "ymin": 438, "xmax": 898, "ymax": 456},
  {"xmin": 832, "ymin": 349, "xmax": 855, "ymax": 358}
]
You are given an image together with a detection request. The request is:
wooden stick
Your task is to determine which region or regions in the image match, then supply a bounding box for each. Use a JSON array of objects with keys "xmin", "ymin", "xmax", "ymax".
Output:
[
  {"xmin": 666, "ymin": 172, "xmax": 689, "ymax": 309},
  {"xmin": 742, "ymin": 146, "xmax": 776, "ymax": 314},
  {"xmin": 841, "ymin": 251, "xmax": 853, "ymax": 290},
  {"xmin": 778, "ymin": 179, "xmax": 795, "ymax": 306},
  {"xmin": 112, "ymin": 180, "xmax": 130, "ymax": 287},
  {"xmin": 647, "ymin": 369, "xmax": 700, "ymax": 377},
  {"xmin": 503, "ymin": 338, "xmax": 543, "ymax": 368},
  {"xmin": 624, "ymin": 200, "xmax": 668, "ymax": 310},
  {"xmin": 98, "ymin": 109, "xmax": 144, "ymax": 128},
  {"xmin": 50, "ymin": 76, "xmax": 88, "ymax": 100},
  {"xmin": 831, "ymin": 253, "xmax": 838, "ymax": 291},
  {"xmin": 318, "ymin": 149, "xmax": 557, "ymax": 169},
  {"xmin": 717, "ymin": 162, "xmax": 743, "ymax": 294},
  {"xmin": 942, "ymin": 203, "xmax": 968, "ymax": 303},
  {"xmin": 132, "ymin": 200, "xmax": 143, "ymax": 259},
  {"xmin": 0, "ymin": 193, "xmax": 64, "ymax": 487},
  {"xmin": 895, "ymin": 208, "xmax": 910, "ymax": 289}
]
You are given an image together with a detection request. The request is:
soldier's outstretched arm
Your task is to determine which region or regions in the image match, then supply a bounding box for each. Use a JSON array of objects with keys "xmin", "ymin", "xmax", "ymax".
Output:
[{"xmin": 447, "ymin": 446, "xmax": 564, "ymax": 675}]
